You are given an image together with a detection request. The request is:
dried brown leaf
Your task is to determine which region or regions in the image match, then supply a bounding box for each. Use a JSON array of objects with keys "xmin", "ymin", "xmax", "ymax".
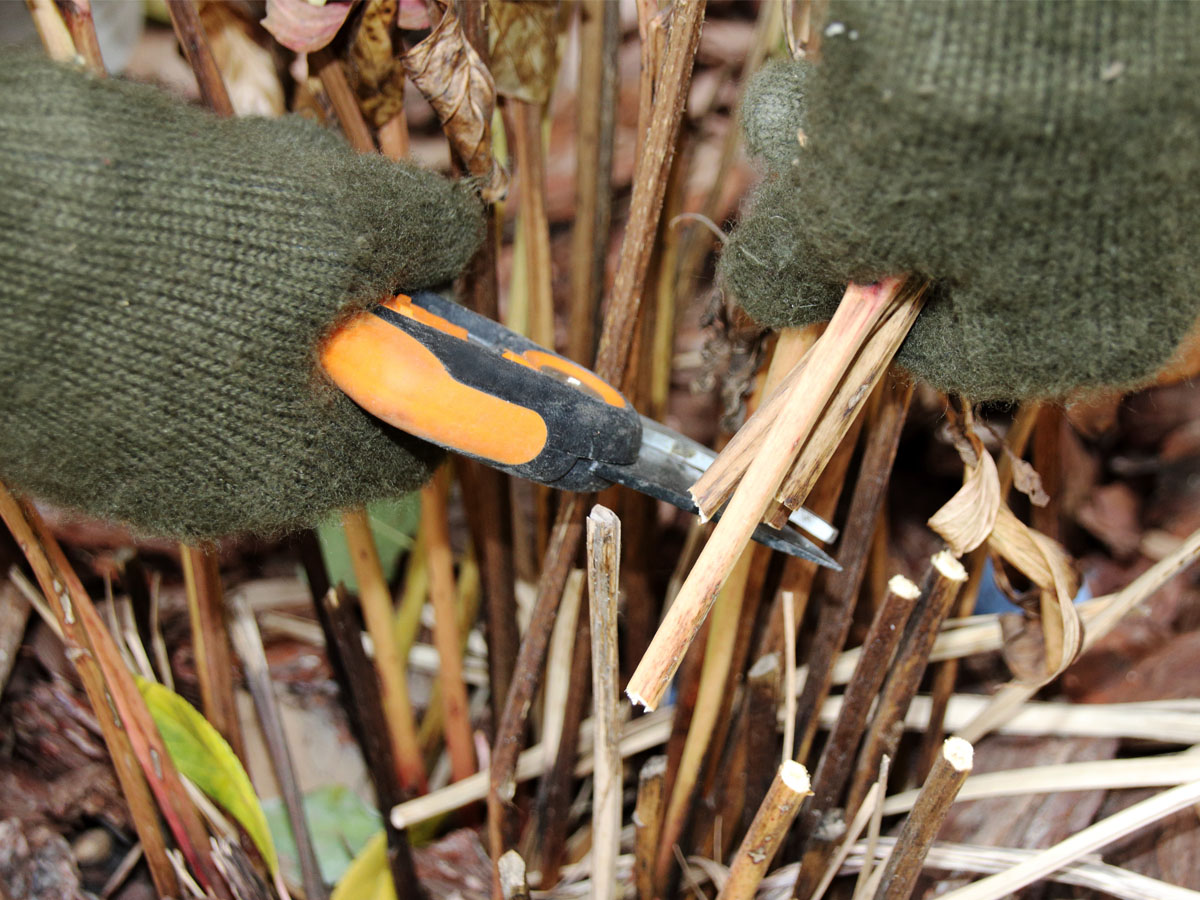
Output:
[
  {"xmin": 1007, "ymin": 450, "xmax": 1050, "ymax": 508},
  {"xmin": 349, "ymin": 0, "xmax": 406, "ymax": 127},
  {"xmin": 990, "ymin": 505, "xmax": 1084, "ymax": 681},
  {"xmin": 402, "ymin": 1, "xmax": 508, "ymax": 200},
  {"xmin": 262, "ymin": 0, "xmax": 354, "ymax": 54},
  {"xmin": 487, "ymin": 0, "xmax": 567, "ymax": 105},
  {"xmin": 927, "ymin": 431, "xmax": 1001, "ymax": 555}
]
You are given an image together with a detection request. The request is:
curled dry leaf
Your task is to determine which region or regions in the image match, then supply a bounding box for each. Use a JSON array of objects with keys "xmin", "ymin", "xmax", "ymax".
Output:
[
  {"xmin": 487, "ymin": 0, "xmax": 568, "ymax": 105},
  {"xmin": 403, "ymin": 0, "xmax": 507, "ymax": 201},
  {"xmin": 1006, "ymin": 449, "xmax": 1050, "ymax": 507},
  {"xmin": 262, "ymin": 0, "xmax": 354, "ymax": 54},
  {"xmin": 990, "ymin": 505, "xmax": 1084, "ymax": 681},
  {"xmin": 349, "ymin": 0, "xmax": 406, "ymax": 127},
  {"xmin": 929, "ymin": 424, "xmax": 1084, "ymax": 682},
  {"xmin": 927, "ymin": 430, "xmax": 1001, "ymax": 555}
]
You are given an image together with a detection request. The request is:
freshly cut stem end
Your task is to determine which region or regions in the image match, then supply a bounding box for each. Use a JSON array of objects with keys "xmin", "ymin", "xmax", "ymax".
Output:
[
  {"xmin": 871, "ymin": 737, "xmax": 974, "ymax": 900},
  {"xmin": 888, "ymin": 574, "xmax": 921, "ymax": 600},
  {"xmin": 628, "ymin": 277, "xmax": 914, "ymax": 711},
  {"xmin": 717, "ymin": 761, "xmax": 812, "ymax": 900}
]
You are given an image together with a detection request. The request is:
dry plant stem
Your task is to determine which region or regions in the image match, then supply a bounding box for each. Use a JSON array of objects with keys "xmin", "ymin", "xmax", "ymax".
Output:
[
  {"xmin": 805, "ymin": 577, "xmax": 921, "ymax": 825},
  {"xmin": 809, "ymin": 777, "xmax": 883, "ymax": 900},
  {"xmin": 915, "ymin": 402, "xmax": 1038, "ymax": 778},
  {"xmin": 488, "ymin": 495, "xmax": 585, "ymax": 859},
  {"xmin": 854, "ymin": 756, "xmax": 891, "ymax": 900},
  {"xmin": 936, "ymin": 778, "xmax": 1200, "ymax": 900},
  {"xmin": 165, "ymin": 0, "xmax": 234, "ymax": 117},
  {"xmin": 794, "ymin": 379, "xmax": 915, "ymax": 763},
  {"xmin": 846, "ymin": 552, "xmax": 968, "ymax": 815},
  {"xmin": 588, "ymin": 506, "xmax": 623, "ymax": 900},
  {"xmin": 315, "ymin": 585, "xmax": 425, "ymax": 900},
  {"xmin": 498, "ymin": 850, "xmax": 530, "ymax": 900},
  {"xmin": 758, "ymin": 408, "xmax": 863, "ymax": 658},
  {"xmin": 634, "ymin": 756, "xmax": 668, "ymax": 900},
  {"xmin": 718, "ymin": 761, "xmax": 812, "ymax": 900},
  {"xmin": 228, "ymin": 595, "xmax": 327, "ymax": 900},
  {"xmin": 422, "ymin": 475, "xmax": 477, "ymax": 782},
  {"xmin": 506, "ymin": 98, "xmax": 554, "ymax": 348},
  {"xmin": 342, "ymin": 508, "xmax": 428, "ymax": 793},
  {"xmin": 0, "ymin": 579, "xmax": 31, "ymax": 697},
  {"xmin": 378, "ymin": 113, "xmax": 410, "ymax": 159},
  {"xmin": 769, "ymin": 284, "xmax": 928, "ymax": 527},
  {"xmin": 871, "ymin": 738, "xmax": 973, "ymax": 900},
  {"xmin": 530, "ymin": 610, "xmax": 590, "ymax": 884},
  {"xmin": 26, "ymin": 0, "xmax": 76, "ymax": 63},
  {"xmin": 592, "ymin": 0, "xmax": 706, "ymax": 383},
  {"xmin": 312, "ymin": 49, "xmax": 377, "ymax": 154},
  {"xmin": 566, "ymin": 0, "xmax": 618, "ymax": 365},
  {"xmin": 180, "ymin": 544, "xmax": 244, "ymax": 762},
  {"xmin": 629, "ymin": 278, "xmax": 912, "ymax": 710},
  {"xmin": 0, "ymin": 491, "xmax": 180, "ymax": 898},
  {"xmin": 654, "ymin": 547, "xmax": 755, "ymax": 887},
  {"xmin": 53, "ymin": 0, "xmax": 104, "ymax": 74}
]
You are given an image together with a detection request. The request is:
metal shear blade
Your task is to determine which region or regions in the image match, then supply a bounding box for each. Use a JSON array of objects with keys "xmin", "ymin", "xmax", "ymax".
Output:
[{"xmin": 591, "ymin": 417, "xmax": 841, "ymax": 570}]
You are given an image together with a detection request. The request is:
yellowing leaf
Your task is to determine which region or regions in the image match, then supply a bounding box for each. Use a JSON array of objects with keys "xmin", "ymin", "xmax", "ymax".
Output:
[
  {"xmin": 135, "ymin": 676, "xmax": 278, "ymax": 877},
  {"xmin": 487, "ymin": 0, "xmax": 568, "ymax": 105},
  {"xmin": 331, "ymin": 830, "xmax": 395, "ymax": 900}
]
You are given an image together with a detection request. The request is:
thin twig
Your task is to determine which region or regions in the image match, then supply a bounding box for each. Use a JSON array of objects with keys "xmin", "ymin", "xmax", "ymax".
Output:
[
  {"xmin": 165, "ymin": 0, "xmax": 234, "ymax": 117},
  {"xmin": 793, "ymin": 379, "xmax": 915, "ymax": 764},
  {"xmin": 717, "ymin": 761, "xmax": 811, "ymax": 900},
  {"xmin": 852, "ymin": 756, "xmax": 891, "ymax": 900},
  {"xmin": 629, "ymin": 278, "xmax": 917, "ymax": 710},
  {"xmin": 846, "ymin": 552, "xmax": 968, "ymax": 816},
  {"xmin": 588, "ymin": 505, "xmax": 623, "ymax": 900},
  {"xmin": 593, "ymin": 0, "xmax": 706, "ymax": 384},
  {"xmin": 655, "ymin": 547, "xmax": 756, "ymax": 888},
  {"xmin": 312, "ymin": 48, "xmax": 377, "ymax": 154},
  {"xmin": 871, "ymin": 738, "xmax": 973, "ymax": 900},
  {"xmin": 342, "ymin": 508, "xmax": 427, "ymax": 793},
  {"xmin": 53, "ymin": 0, "xmax": 104, "ymax": 74},
  {"xmin": 227, "ymin": 595, "xmax": 327, "ymax": 900},
  {"xmin": 422, "ymin": 474, "xmax": 477, "ymax": 782},
  {"xmin": 635, "ymin": 756, "xmax": 668, "ymax": 900}
]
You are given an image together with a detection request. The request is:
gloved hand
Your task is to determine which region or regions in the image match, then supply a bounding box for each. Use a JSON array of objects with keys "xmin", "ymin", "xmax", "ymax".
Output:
[
  {"xmin": 720, "ymin": 1, "xmax": 1200, "ymax": 401},
  {"xmin": 0, "ymin": 53, "xmax": 484, "ymax": 539}
]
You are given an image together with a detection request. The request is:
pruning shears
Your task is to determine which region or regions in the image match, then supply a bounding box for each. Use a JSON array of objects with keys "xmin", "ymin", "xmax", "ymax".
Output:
[{"xmin": 321, "ymin": 291, "xmax": 840, "ymax": 568}]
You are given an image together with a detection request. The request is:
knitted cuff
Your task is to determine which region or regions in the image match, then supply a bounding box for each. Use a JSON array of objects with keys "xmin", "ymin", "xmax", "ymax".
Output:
[
  {"xmin": 720, "ymin": 1, "xmax": 1200, "ymax": 401},
  {"xmin": 0, "ymin": 53, "xmax": 484, "ymax": 539}
]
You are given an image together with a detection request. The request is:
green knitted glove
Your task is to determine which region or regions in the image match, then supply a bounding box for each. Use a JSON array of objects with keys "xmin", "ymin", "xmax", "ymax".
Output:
[
  {"xmin": 0, "ymin": 53, "xmax": 484, "ymax": 539},
  {"xmin": 720, "ymin": 1, "xmax": 1200, "ymax": 401}
]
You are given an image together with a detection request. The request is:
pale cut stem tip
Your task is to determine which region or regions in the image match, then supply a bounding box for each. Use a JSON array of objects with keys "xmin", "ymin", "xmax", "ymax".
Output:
[
  {"xmin": 943, "ymin": 736, "xmax": 974, "ymax": 772},
  {"xmin": 780, "ymin": 759, "xmax": 812, "ymax": 794},
  {"xmin": 933, "ymin": 550, "xmax": 969, "ymax": 583},
  {"xmin": 888, "ymin": 574, "xmax": 921, "ymax": 600},
  {"xmin": 627, "ymin": 688, "xmax": 653, "ymax": 711},
  {"xmin": 748, "ymin": 652, "xmax": 781, "ymax": 678}
]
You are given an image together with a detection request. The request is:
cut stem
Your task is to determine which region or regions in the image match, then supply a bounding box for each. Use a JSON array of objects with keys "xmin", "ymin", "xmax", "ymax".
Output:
[
  {"xmin": 628, "ymin": 278, "xmax": 915, "ymax": 711},
  {"xmin": 634, "ymin": 755, "xmax": 668, "ymax": 900},
  {"xmin": 871, "ymin": 738, "xmax": 973, "ymax": 900},
  {"xmin": 165, "ymin": 0, "xmax": 234, "ymax": 117},
  {"xmin": 587, "ymin": 505, "xmax": 623, "ymax": 900},
  {"xmin": 717, "ymin": 761, "xmax": 812, "ymax": 900}
]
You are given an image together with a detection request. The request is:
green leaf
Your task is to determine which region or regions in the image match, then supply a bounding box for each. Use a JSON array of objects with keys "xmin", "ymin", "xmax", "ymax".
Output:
[
  {"xmin": 264, "ymin": 784, "xmax": 380, "ymax": 885},
  {"xmin": 313, "ymin": 495, "xmax": 420, "ymax": 594},
  {"xmin": 331, "ymin": 830, "xmax": 395, "ymax": 900},
  {"xmin": 135, "ymin": 676, "xmax": 278, "ymax": 876}
]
